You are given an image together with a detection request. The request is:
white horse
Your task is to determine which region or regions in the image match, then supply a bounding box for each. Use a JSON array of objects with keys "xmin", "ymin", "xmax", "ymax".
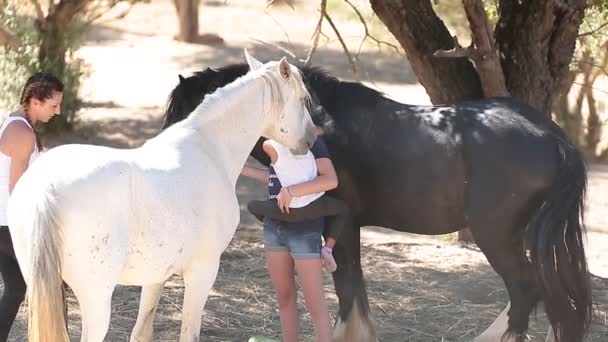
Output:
[{"xmin": 8, "ymin": 50, "xmax": 317, "ymax": 342}]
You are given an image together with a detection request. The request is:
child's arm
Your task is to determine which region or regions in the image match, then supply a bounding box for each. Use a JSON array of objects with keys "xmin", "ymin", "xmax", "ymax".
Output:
[
  {"xmin": 286, "ymin": 157, "xmax": 338, "ymax": 197},
  {"xmin": 241, "ymin": 165, "xmax": 270, "ymax": 183},
  {"xmin": 276, "ymin": 157, "xmax": 338, "ymax": 213}
]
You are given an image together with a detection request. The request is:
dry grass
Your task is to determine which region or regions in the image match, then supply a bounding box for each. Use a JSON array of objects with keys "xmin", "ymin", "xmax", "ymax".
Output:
[{"xmin": 16, "ymin": 221, "xmax": 600, "ymax": 342}]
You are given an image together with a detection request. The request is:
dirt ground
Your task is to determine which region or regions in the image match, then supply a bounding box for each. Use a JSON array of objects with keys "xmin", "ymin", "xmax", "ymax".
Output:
[{"xmin": 2, "ymin": 0, "xmax": 607, "ymax": 341}]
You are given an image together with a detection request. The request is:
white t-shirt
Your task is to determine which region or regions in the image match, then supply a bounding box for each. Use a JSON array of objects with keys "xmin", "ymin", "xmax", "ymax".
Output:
[{"xmin": 0, "ymin": 116, "xmax": 40, "ymax": 226}]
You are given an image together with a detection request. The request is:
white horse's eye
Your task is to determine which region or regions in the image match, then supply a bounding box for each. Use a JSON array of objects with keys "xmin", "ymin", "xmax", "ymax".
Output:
[{"xmin": 280, "ymin": 128, "xmax": 288, "ymax": 133}]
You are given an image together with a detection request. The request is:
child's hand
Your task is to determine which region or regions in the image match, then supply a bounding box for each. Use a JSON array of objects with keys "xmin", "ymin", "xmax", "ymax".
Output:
[{"xmin": 276, "ymin": 187, "xmax": 293, "ymax": 213}]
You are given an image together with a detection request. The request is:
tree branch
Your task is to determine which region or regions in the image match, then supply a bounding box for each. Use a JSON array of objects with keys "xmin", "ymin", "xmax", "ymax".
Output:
[
  {"xmin": 252, "ymin": 38, "xmax": 297, "ymax": 58},
  {"xmin": 370, "ymin": 0, "xmax": 482, "ymax": 104},
  {"xmin": 266, "ymin": 0, "xmax": 295, "ymax": 10},
  {"xmin": 460, "ymin": 0, "xmax": 509, "ymax": 97},
  {"xmin": 433, "ymin": 35, "xmax": 476, "ymax": 58},
  {"xmin": 343, "ymin": 0, "xmax": 401, "ymax": 55},
  {"xmin": 303, "ymin": 0, "xmax": 357, "ymax": 77},
  {"xmin": 578, "ymin": 21, "xmax": 608, "ymax": 38},
  {"xmin": 29, "ymin": 0, "xmax": 45, "ymax": 21},
  {"xmin": 323, "ymin": 9, "xmax": 358, "ymax": 76},
  {"xmin": 304, "ymin": 0, "xmax": 326, "ymax": 65},
  {"xmin": 0, "ymin": 25, "xmax": 18, "ymax": 49},
  {"xmin": 84, "ymin": 0, "xmax": 137, "ymax": 26}
]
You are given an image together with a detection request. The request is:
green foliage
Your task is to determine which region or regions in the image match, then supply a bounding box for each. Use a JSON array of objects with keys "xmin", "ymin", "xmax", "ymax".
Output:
[
  {"xmin": 0, "ymin": 3, "xmax": 85, "ymax": 131},
  {"xmin": 0, "ymin": 0, "xmax": 148, "ymax": 131},
  {"xmin": 579, "ymin": 1, "xmax": 608, "ymax": 58},
  {"xmin": 0, "ymin": 5, "xmax": 41, "ymax": 114}
]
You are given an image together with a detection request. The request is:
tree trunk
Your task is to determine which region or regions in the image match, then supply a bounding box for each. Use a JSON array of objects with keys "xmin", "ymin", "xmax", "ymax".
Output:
[
  {"xmin": 36, "ymin": 0, "xmax": 89, "ymax": 130},
  {"xmin": 371, "ymin": 0, "xmax": 484, "ymax": 244},
  {"xmin": 38, "ymin": 0, "xmax": 88, "ymax": 77},
  {"xmin": 174, "ymin": 0, "xmax": 200, "ymax": 43},
  {"xmin": 495, "ymin": 0, "xmax": 586, "ymax": 115},
  {"xmin": 370, "ymin": 0, "xmax": 587, "ymax": 244},
  {"xmin": 460, "ymin": 0, "xmax": 509, "ymax": 97},
  {"xmin": 370, "ymin": 0, "xmax": 483, "ymax": 104}
]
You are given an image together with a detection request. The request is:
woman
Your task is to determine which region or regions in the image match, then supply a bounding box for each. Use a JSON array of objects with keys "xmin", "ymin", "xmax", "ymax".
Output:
[{"xmin": 0, "ymin": 72, "xmax": 63, "ymax": 341}]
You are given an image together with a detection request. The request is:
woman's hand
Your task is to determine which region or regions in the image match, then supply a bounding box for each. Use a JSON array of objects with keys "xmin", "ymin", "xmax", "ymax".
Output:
[
  {"xmin": 276, "ymin": 187, "xmax": 293, "ymax": 213},
  {"xmin": 241, "ymin": 165, "xmax": 270, "ymax": 183}
]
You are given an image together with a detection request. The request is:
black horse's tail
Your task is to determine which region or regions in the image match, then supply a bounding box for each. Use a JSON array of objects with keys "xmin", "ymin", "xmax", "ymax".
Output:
[{"xmin": 526, "ymin": 130, "xmax": 592, "ymax": 342}]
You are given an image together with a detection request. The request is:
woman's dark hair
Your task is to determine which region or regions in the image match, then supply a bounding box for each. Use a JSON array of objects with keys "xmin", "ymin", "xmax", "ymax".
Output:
[
  {"xmin": 20, "ymin": 72, "xmax": 64, "ymax": 106},
  {"xmin": 19, "ymin": 72, "xmax": 64, "ymax": 150}
]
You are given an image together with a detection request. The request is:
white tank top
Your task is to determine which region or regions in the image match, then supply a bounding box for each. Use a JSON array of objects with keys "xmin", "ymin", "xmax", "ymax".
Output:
[
  {"xmin": 267, "ymin": 140, "xmax": 324, "ymax": 208},
  {"xmin": 0, "ymin": 116, "xmax": 40, "ymax": 225}
]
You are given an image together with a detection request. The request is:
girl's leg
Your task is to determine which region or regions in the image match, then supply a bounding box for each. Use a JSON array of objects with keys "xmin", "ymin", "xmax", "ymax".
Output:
[
  {"xmin": 288, "ymin": 227, "xmax": 332, "ymax": 342},
  {"xmin": 249, "ymin": 196, "xmax": 350, "ymax": 273},
  {"xmin": 294, "ymin": 258, "xmax": 332, "ymax": 342},
  {"xmin": 266, "ymin": 251, "xmax": 299, "ymax": 342}
]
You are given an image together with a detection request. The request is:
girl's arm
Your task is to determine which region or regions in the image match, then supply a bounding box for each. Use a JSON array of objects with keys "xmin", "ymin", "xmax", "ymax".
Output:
[
  {"xmin": 276, "ymin": 157, "xmax": 338, "ymax": 213},
  {"xmin": 285, "ymin": 157, "xmax": 338, "ymax": 197}
]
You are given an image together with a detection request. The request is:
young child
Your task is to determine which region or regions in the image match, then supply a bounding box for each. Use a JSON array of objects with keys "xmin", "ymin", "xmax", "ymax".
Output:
[
  {"xmin": 242, "ymin": 128, "xmax": 350, "ymax": 272},
  {"xmin": 241, "ymin": 132, "xmax": 344, "ymax": 342}
]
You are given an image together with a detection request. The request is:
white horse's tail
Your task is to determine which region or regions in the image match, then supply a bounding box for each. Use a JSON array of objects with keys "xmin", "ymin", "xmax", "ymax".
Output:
[{"xmin": 26, "ymin": 186, "xmax": 69, "ymax": 342}]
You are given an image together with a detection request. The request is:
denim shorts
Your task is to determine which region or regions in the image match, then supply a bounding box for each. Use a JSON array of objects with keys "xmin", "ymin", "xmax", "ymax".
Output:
[{"xmin": 263, "ymin": 218, "xmax": 322, "ymax": 259}]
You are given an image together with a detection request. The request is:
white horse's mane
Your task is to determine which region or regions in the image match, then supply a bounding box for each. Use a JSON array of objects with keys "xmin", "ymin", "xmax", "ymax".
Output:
[{"xmin": 175, "ymin": 62, "xmax": 310, "ymax": 131}]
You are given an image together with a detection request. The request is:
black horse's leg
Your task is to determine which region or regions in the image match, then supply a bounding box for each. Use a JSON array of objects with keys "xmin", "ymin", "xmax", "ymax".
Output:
[
  {"xmin": 467, "ymin": 197, "xmax": 541, "ymax": 342},
  {"xmin": 331, "ymin": 222, "xmax": 377, "ymax": 342},
  {"xmin": 0, "ymin": 228, "xmax": 26, "ymax": 342}
]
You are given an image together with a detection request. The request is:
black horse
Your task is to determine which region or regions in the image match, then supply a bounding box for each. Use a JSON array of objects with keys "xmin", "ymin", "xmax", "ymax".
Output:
[{"xmin": 166, "ymin": 63, "xmax": 590, "ymax": 342}]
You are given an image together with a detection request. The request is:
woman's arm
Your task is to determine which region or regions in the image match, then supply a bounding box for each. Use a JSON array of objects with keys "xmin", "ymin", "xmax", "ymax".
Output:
[
  {"xmin": 240, "ymin": 141, "xmax": 278, "ymax": 184},
  {"xmin": 0, "ymin": 122, "xmax": 36, "ymax": 193},
  {"xmin": 241, "ymin": 165, "xmax": 270, "ymax": 184}
]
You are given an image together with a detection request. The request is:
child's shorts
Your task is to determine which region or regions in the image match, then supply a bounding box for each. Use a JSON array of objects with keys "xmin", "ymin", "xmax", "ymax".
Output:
[{"xmin": 263, "ymin": 217, "xmax": 323, "ymax": 259}]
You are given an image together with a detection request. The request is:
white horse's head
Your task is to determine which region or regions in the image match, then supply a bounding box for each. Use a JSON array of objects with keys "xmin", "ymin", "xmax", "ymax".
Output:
[{"xmin": 244, "ymin": 50, "xmax": 317, "ymax": 155}]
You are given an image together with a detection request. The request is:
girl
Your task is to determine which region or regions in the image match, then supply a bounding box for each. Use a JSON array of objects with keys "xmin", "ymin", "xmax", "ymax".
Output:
[{"xmin": 241, "ymin": 132, "xmax": 339, "ymax": 342}]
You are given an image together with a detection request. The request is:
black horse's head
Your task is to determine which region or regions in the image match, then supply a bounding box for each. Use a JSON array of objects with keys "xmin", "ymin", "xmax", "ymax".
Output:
[{"xmin": 162, "ymin": 63, "xmax": 333, "ymax": 166}]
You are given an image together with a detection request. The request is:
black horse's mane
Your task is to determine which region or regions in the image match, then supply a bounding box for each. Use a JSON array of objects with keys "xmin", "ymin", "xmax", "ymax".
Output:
[{"xmin": 161, "ymin": 62, "xmax": 385, "ymax": 129}]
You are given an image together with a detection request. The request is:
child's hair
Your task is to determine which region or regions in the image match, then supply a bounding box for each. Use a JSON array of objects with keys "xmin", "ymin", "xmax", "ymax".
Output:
[{"xmin": 20, "ymin": 72, "xmax": 64, "ymax": 107}]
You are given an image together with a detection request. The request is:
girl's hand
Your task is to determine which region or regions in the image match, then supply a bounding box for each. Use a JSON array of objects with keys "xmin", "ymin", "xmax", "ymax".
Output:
[{"xmin": 276, "ymin": 187, "xmax": 293, "ymax": 213}]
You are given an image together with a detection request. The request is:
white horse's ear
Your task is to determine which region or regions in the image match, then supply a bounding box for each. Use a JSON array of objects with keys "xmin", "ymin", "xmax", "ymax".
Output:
[
  {"xmin": 244, "ymin": 49, "xmax": 263, "ymax": 70},
  {"xmin": 278, "ymin": 57, "xmax": 291, "ymax": 80}
]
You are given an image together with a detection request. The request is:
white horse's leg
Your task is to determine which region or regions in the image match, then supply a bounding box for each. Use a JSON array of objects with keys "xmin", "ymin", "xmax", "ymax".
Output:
[
  {"xmin": 73, "ymin": 284, "xmax": 115, "ymax": 342},
  {"xmin": 130, "ymin": 282, "xmax": 165, "ymax": 342},
  {"xmin": 179, "ymin": 256, "xmax": 221, "ymax": 342},
  {"xmin": 474, "ymin": 302, "xmax": 518, "ymax": 342}
]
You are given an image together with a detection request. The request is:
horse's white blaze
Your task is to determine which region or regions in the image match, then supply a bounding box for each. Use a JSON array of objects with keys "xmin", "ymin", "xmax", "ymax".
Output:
[{"xmin": 8, "ymin": 51, "xmax": 316, "ymax": 342}]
